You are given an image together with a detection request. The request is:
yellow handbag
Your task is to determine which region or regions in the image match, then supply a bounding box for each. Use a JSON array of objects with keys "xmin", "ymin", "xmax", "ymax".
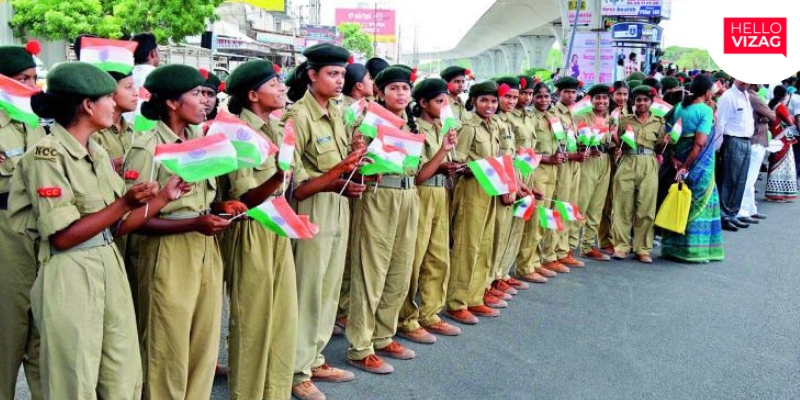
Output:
[{"xmin": 655, "ymin": 181, "xmax": 692, "ymax": 235}]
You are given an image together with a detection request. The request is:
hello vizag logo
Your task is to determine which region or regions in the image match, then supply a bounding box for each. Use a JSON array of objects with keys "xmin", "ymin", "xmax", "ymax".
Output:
[{"xmin": 723, "ymin": 17, "xmax": 787, "ymax": 57}]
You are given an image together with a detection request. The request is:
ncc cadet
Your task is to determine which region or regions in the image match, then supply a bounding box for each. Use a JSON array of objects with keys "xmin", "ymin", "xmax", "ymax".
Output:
[
  {"xmin": 446, "ymin": 80, "xmax": 503, "ymax": 325},
  {"xmin": 611, "ymin": 85, "xmax": 668, "ymax": 263},
  {"xmin": 397, "ymin": 77, "xmax": 462, "ymax": 343},
  {"xmin": 199, "ymin": 68, "xmax": 223, "ymax": 119},
  {"xmin": 336, "ymin": 62, "xmax": 374, "ymax": 334},
  {"xmin": 219, "ymin": 59, "xmax": 308, "ymax": 400},
  {"xmin": 440, "ymin": 66, "xmax": 469, "ymax": 122},
  {"xmin": 285, "ymin": 43, "xmax": 367, "ymax": 400},
  {"xmin": 571, "ymin": 84, "xmax": 613, "ymax": 262},
  {"xmin": 124, "ymin": 64, "xmax": 243, "ymax": 399},
  {"xmin": 347, "ymin": 66, "xmax": 420, "ymax": 374},
  {"xmin": 545, "ymin": 76, "xmax": 587, "ymax": 272},
  {"xmin": 0, "ymin": 41, "xmax": 46, "ymax": 400},
  {"xmin": 365, "ymin": 57, "xmax": 390, "ymax": 101},
  {"xmin": 9, "ymin": 62, "xmax": 188, "ymax": 400},
  {"xmin": 490, "ymin": 76, "xmax": 530, "ymax": 296}
]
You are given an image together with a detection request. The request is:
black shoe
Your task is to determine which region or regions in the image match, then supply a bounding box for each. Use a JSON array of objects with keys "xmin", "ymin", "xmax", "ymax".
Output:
[
  {"xmin": 738, "ymin": 216, "xmax": 759, "ymax": 224},
  {"xmin": 730, "ymin": 218, "xmax": 750, "ymax": 229},
  {"xmin": 722, "ymin": 221, "xmax": 740, "ymax": 232},
  {"xmin": 751, "ymin": 213, "xmax": 767, "ymax": 220}
]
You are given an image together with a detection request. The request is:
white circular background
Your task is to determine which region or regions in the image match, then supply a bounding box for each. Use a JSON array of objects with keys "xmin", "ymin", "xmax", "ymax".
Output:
[{"xmin": 689, "ymin": 0, "xmax": 800, "ymax": 84}]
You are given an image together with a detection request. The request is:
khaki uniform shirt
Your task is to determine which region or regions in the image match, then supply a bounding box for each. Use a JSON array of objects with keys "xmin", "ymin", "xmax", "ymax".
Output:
[
  {"xmin": 455, "ymin": 113, "xmax": 501, "ymax": 162},
  {"xmin": 417, "ymin": 118, "xmax": 451, "ymax": 165},
  {"xmin": 532, "ymin": 109, "xmax": 559, "ymax": 156},
  {"xmin": 495, "ymin": 114, "xmax": 517, "ymax": 156},
  {"xmin": 553, "ymin": 102, "xmax": 578, "ymax": 147},
  {"xmin": 577, "ymin": 112, "xmax": 613, "ymax": 146},
  {"xmin": 1, "ymin": 110, "xmax": 46, "ymax": 195},
  {"xmin": 507, "ymin": 108, "xmax": 537, "ymax": 150},
  {"xmin": 618, "ymin": 113, "xmax": 666, "ymax": 150},
  {"xmin": 92, "ymin": 120, "xmax": 134, "ymax": 161},
  {"xmin": 448, "ymin": 94, "xmax": 468, "ymax": 122},
  {"xmin": 224, "ymin": 109, "xmax": 281, "ymax": 200}
]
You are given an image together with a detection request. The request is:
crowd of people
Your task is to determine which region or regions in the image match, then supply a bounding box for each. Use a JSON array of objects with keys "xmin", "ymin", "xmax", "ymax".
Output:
[{"xmin": 0, "ymin": 36, "xmax": 797, "ymax": 400}]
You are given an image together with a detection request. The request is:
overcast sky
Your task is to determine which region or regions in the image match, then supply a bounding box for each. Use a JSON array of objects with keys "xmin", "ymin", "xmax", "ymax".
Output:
[{"xmin": 308, "ymin": 0, "xmax": 696, "ymax": 53}]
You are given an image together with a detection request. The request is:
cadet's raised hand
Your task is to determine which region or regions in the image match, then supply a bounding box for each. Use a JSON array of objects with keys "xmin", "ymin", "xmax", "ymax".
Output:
[
  {"xmin": 443, "ymin": 129, "xmax": 458, "ymax": 151},
  {"xmin": 158, "ymin": 175, "xmax": 192, "ymax": 202},
  {"xmin": 123, "ymin": 182, "xmax": 159, "ymax": 209},
  {"xmin": 213, "ymin": 200, "xmax": 249, "ymax": 217},
  {"xmin": 194, "ymin": 214, "xmax": 231, "ymax": 236}
]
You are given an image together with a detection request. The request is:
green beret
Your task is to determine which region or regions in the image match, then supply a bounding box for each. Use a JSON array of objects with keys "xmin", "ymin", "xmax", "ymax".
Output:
[
  {"xmin": 661, "ymin": 77, "xmax": 680, "ymax": 90},
  {"xmin": 46, "ymin": 62, "xmax": 117, "ymax": 98},
  {"xmin": 412, "ymin": 78, "xmax": 447, "ymax": 101},
  {"xmin": 200, "ymin": 69, "xmax": 221, "ymax": 93},
  {"xmin": 469, "ymin": 80, "xmax": 499, "ymax": 97},
  {"xmin": 627, "ymin": 80, "xmax": 642, "ymax": 89},
  {"xmin": 394, "ymin": 64, "xmax": 413, "ymax": 73},
  {"xmin": 374, "ymin": 66, "xmax": 411, "ymax": 90},
  {"xmin": 588, "ymin": 84, "xmax": 610, "ymax": 97},
  {"xmin": 494, "ymin": 76, "xmax": 520, "ymax": 90},
  {"xmin": 441, "ymin": 66, "xmax": 467, "ymax": 82},
  {"xmin": 518, "ymin": 75, "xmax": 536, "ymax": 91},
  {"xmin": 631, "ymin": 85, "xmax": 657, "ymax": 98},
  {"xmin": 642, "ymin": 77, "xmax": 661, "ymax": 90},
  {"xmin": 0, "ymin": 44, "xmax": 37, "ymax": 77},
  {"xmin": 284, "ymin": 66, "xmax": 298, "ymax": 87},
  {"xmin": 145, "ymin": 64, "xmax": 205, "ymax": 96},
  {"xmin": 225, "ymin": 60, "xmax": 280, "ymax": 96},
  {"xmin": 713, "ymin": 71, "xmax": 729, "ymax": 81},
  {"xmin": 302, "ymin": 43, "xmax": 350, "ymax": 68},
  {"xmin": 627, "ymin": 72, "xmax": 647, "ymax": 82},
  {"xmin": 675, "ymin": 72, "xmax": 690, "ymax": 81},
  {"xmin": 554, "ymin": 76, "xmax": 580, "ymax": 90}
]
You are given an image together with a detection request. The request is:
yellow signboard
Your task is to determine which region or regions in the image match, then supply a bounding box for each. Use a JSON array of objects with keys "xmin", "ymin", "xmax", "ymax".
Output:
[{"xmin": 228, "ymin": 0, "xmax": 285, "ymax": 12}]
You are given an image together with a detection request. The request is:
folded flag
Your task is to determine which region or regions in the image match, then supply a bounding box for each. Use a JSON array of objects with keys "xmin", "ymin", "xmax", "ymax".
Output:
[
  {"xmin": 650, "ymin": 98, "xmax": 673, "ymax": 118},
  {"xmin": 359, "ymin": 102, "xmax": 406, "ymax": 138},
  {"xmin": 440, "ymin": 97, "xmax": 460, "ymax": 134},
  {"xmin": 621, "ymin": 125, "xmax": 637, "ymax": 150},
  {"xmin": 153, "ymin": 133, "xmax": 238, "ymax": 182},
  {"xmin": 538, "ymin": 206, "xmax": 564, "ymax": 231},
  {"xmin": 549, "ymin": 117, "xmax": 566, "ymax": 141},
  {"xmin": 377, "ymin": 125, "xmax": 425, "ymax": 168},
  {"xmin": 467, "ymin": 154, "xmax": 517, "ymax": 196},
  {"xmin": 577, "ymin": 122, "xmax": 593, "ymax": 146},
  {"xmin": 0, "ymin": 74, "xmax": 39, "ymax": 126},
  {"xmin": 278, "ymin": 119, "xmax": 296, "ymax": 171},
  {"xmin": 669, "ymin": 117, "xmax": 683, "ymax": 143},
  {"xmin": 570, "ymin": 97, "xmax": 593, "ymax": 117},
  {"xmin": 77, "ymin": 37, "xmax": 137, "ymax": 75},
  {"xmin": 133, "ymin": 87, "xmax": 157, "ymax": 132},
  {"xmin": 554, "ymin": 200, "xmax": 584, "ymax": 222},
  {"xmin": 591, "ymin": 126, "xmax": 608, "ymax": 146},
  {"xmin": 344, "ymin": 98, "xmax": 366, "ymax": 126},
  {"xmin": 205, "ymin": 112, "xmax": 278, "ymax": 168},
  {"xmin": 514, "ymin": 147, "xmax": 542, "ymax": 178},
  {"xmin": 513, "ymin": 195, "xmax": 536, "ymax": 221},
  {"xmin": 360, "ymin": 133, "xmax": 408, "ymax": 176},
  {"xmin": 246, "ymin": 196, "xmax": 318, "ymax": 239}
]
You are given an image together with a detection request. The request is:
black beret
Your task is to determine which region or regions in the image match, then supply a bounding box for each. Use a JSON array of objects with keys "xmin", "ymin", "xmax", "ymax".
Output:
[
  {"xmin": 588, "ymin": 84, "xmax": 611, "ymax": 97},
  {"xmin": 412, "ymin": 78, "xmax": 447, "ymax": 101},
  {"xmin": 0, "ymin": 43, "xmax": 38, "ymax": 77},
  {"xmin": 303, "ymin": 43, "xmax": 350, "ymax": 68},
  {"xmin": 144, "ymin": 64, "xmax": 205, "ymax": 97},
  {"xmin": 199, "ymin": 69, "xmax": 221, "ymax": 93},
  {"xmin": 627, "ymin": 72, "xmax": 647, "ymax": 82},
  {"xmin": 46, "ymin": 62, "xmax": 117, "ymax": 98},
  {"xmin": 344, "ymin": 63, "xmax": 369, "ymax": 95},
  {"xmin": 554, "ymin": 76, "xmax": 580, "ymax": 90},
  {"xmin": 365, "ymin": 57, "xmax": 390, "ymax": 79},
  {"xmin": 131, "ymin": 33, "xmax": 158, "ymax": 64},
  {"xmin": 225, "ymin": 59, "xmax": 280, "ymax": 96},
  {"xmin": 631, "ymin": 85, "xmax": 657, "ymax": 98},
  {"xmin": 374, "ymin": 66, "xmax": 411, "ymax": 90},
  {"xmin": 469, "ymin": 80, "xmax": 499, "ymax": 97},
  {"xmin": 628, "ymin": 80, "xmax": 642, "ymax": 90},
  {"xmin": 440, "ymin": 66, "xmax": 467, "ymax": 83},
  {"xmin": 517, "ymin": 75, "xmax": 536, "ymax": 91},
  {"xmin": 661, "ymin": 77, "xmax": 680, "ymax": 90},
  {"xmin": 494, "ymin": 76, "xmax": 520, "ymax": 90}
]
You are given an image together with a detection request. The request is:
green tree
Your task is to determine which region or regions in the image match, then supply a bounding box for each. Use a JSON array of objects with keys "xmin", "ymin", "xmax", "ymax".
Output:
[
  {"xmin": 338, "ymin": 23, "xmax": 374, "ymax": 59},
  {"xmin": 9, "ymin": 0, "xmax": 223, "ymax": 43}
]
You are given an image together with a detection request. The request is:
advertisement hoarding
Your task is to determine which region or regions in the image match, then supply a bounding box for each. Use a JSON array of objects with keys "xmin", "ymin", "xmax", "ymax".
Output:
[{"xmin": 334, "ymin": 8, "xmax": 396, "ymax": 43}]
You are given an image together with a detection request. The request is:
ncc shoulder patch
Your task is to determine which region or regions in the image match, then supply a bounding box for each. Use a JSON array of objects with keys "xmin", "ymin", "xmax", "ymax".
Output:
[
  {"xmin": 37, "ymin": 187, "xmax": 62, "ymax": 198},
  {"xmin": 34, "ymin": 146, "xmax": 58, "ymax": 160},
  {"xmin": 316, "ymin": 136, "xmax": 332, "ymax": 145}
]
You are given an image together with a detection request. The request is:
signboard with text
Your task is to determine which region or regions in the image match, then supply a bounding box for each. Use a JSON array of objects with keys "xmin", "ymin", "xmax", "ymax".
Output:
[
  {"xmin": 334, "ymin": 8, "xmax": 396, "ymax": 43},
  {"xmin": 300, "ymin": 24, "xmax": 339, "ymax": 43},
  {"xmin": 601, "ymin": 0, "xmax": 671, "ymax": 18},
  {"xmin": 565, "ymin": 32, "xmax": 615, "ymax": 86}
]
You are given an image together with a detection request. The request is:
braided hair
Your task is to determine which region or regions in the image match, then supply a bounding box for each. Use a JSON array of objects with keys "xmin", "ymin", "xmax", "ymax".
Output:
[{"xmin": 682, "ymin": 75, "xmax": 713, "ymax": 109}]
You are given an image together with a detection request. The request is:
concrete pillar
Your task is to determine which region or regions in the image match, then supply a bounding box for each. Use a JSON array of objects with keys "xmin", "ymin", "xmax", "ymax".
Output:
[
  {"xmin": 519, "ymin": 35, "xmax": 557, "ymax": 70},
  {"xmin": 500, "ymin": 44, "xmax": 523, "ymax": 75},
  {"xmin": 492, "ymin": 49, "xmax": 506, "ymax": 76},
  {"xmin": 550, "ymin": 24, "xmax": 565, "ymax": 53},
  {"xmin": 469, "ymin": 56, "xmax": 483, "ymax": 78},
  {"xmin": 481, "ymin": 53, "xmax": 495, "ymax": 79}
]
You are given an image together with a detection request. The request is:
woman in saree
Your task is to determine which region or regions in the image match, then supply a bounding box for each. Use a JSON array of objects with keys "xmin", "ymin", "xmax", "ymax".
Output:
[
  {"xmin": 765, "ymin": 85, "xmax": 797, "ymax": 202},
  {"xmin": 661, "ymin": 75, "xmax": 725, "ymax": 263}
]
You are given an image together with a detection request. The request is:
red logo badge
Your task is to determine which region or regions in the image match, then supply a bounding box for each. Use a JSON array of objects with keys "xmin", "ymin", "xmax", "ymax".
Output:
[
  {"xmin": 37, "ymin": 187, "xmax": 62, "ymax": 198},
  {"xmin": 124, "ymin": 170, "xmax": 140, "ymax": 181},
  {"xmin": 724, "ymin": 18, "xmax": 787, "ymax": 57}
]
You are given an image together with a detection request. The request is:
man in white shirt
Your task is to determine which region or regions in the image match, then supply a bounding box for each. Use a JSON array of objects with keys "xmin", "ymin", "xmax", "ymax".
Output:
[
  {"xmin": 715, "ymin": 79, "xmax": 755, "ymax": 231},
  {"xmin": 123, "ymin": 33, "xmax": 160, "ymax": 126}
]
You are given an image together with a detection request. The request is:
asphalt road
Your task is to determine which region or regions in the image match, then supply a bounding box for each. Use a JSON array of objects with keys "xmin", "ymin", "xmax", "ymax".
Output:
[{"xmin": 16, "ymin": 179, "xmax": 800, "ymax": 400}]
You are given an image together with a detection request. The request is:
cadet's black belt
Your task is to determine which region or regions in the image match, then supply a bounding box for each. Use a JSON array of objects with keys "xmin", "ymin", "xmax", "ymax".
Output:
[
  {"xmin": 370, "ymin": 175, "xmax": 415, "ymax": 190},
  {"xmin": 624, "ymin": 148, "xmax": 655, "ymax": 155},
  {"xmin": 578, "ymin": 145, "xmax": 610, "ymax": 153},
  {"xmin": 0, "ymin": 192, "xmax": 8, "ymax": 210},
  {"xmin": 419, "ymin": 174, "xmax": 447, "ymax": 187},
  {"xmin": 51, "ymin": 228, "xmax": 114, "ymax": 255},
  {"xmin": 724, "ymin": 135, "xmax": 750, "ymax": 140}
]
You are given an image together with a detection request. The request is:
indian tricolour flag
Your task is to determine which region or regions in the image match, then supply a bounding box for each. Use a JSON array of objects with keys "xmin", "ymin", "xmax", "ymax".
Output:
[
  {"xmin": 554, "ymin": 200, "xmax": 584, "ymax": 222},
  {"xmin": 611, "ymin": 108, "xmax": 621, "ymax": 126},
  {"xmin": 577, "ymin": 122, "xmax": 593, "ymax": 146},
  {"xmin": 549, "ymin": 117, "xmax": 566, "ymax": 141},
  {"xmin": 134, "ymin": 86, "xmax": 157, "ymax": 132},
  {"xmin": 514, "ymin": 147, "xmax": 542, "ymax": 178},
  {"xmin": 0, "ymin": 74, "xmax": 39, "ymax": 126},
  {"xmin": 591, "ymin": 126, "xmax": 609, "ymax": 146},
  {"xmin": 513, "ymin": 195, "xmax": 536, "ymax": 221},
  {"xmin": 206, "ymin": 112, "xmax": 278, "ymax": 168},
  {"xmin": 359, "ymin": 102, "xmax": 406, "ymax": 138},
  {"xmin": 377, "ymin": 125, "xmax": 425, "ymax": 168},
  {"xmin": 650, "ymin": 98, "xmax": 672, "ymax": 118},
  {"xmin": 360, "ymin": 134, "xmax": 408, "ymax": 176},
  {"xmin": 78, "ymin": 37, "xmax": 137, "ymax": 75},
  {"xmin": 246, "ymin": 196, "xmax": 318, "ymax": 239},
  {"xmin": 538, "ymin": 206, "xmax": 564, "ymax": 231},
  {"xmin": 344, "ymin": 98, "xmax": 365, "ymax": 126},
  {"xmin": 154, "ymin": 133, "xmax": 238, "ymax": 182},
  {"xmin": 570, "ymin": 97, "xmax": 593, "ymax": 117},
  {"xmin": 566, "ymin": 129, "xmax": 578, "ymax": 152},
  {"xmin": 467, "ymin": 154, "xmax": 517, "ymax": 196},
  {"xmin": 278, "ymin": 119, "xmax": 296, "ymax": 171},
  {"xmin": 621, "ymin": 125, "xmax": 637, "ymax": 150},
  {"xmin": 440, "ymin": 97, "xmax": 459, "ymax": 134},
  {"xmin": 669, "ymin": 117, "xmax": 683, "ymax": 143}
]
